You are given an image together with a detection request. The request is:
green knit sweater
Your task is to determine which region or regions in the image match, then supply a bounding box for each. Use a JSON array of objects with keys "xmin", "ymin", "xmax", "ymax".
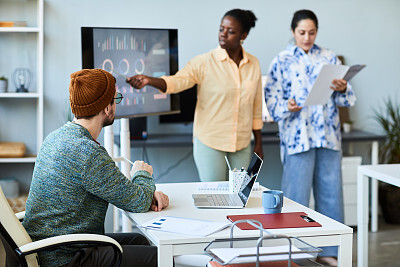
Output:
[{"xmin": 23, "ymin": 122, "xmax": 156, "ymax": 266}]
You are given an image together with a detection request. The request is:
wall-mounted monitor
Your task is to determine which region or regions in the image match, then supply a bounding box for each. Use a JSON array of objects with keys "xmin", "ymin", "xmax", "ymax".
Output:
[
  {"xmin": 81, "ymin": 27, "xmax": 180, "ymax": 119},
  {"xmin": 159, "ymin": 85, "xmax": 197, "ymax": 124}
]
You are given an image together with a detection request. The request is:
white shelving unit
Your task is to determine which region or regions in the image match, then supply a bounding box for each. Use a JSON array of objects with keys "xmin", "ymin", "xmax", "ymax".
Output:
[{"xmin": 0, "ymin": 0, "xmax": 44, "ymax": 162}]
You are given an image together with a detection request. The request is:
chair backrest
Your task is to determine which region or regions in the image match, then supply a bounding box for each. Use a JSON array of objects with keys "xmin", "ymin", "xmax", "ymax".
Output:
[{"xmin": 0, "ymin": 186, "xmax": 38, "ymax": 267}]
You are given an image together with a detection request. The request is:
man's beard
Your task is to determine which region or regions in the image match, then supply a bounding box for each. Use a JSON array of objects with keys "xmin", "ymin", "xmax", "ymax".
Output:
[{"xmin": 103, "ymin": 115, "xmax": 115, "ymax": 127}]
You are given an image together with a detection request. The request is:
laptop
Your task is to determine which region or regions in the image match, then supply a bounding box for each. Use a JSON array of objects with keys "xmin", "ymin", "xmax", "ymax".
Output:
[{"xmin": 192, "ymin": 153, "xmax": 263, "ymax": 209}]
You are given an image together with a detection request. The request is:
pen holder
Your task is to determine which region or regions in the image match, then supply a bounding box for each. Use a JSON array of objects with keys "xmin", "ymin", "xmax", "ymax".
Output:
[{"xmin": 229, "ymin": 170, "xmax": 248, "ymax": 193}]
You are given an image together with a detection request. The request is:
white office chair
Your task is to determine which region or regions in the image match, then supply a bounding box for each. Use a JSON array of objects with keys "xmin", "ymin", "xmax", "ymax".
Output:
[{"xmin": 0, "ymin": 186, "xmax": 123, "ymax": 267}]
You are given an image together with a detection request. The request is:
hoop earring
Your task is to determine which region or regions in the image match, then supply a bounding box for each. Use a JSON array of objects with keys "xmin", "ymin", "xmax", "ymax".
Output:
[{"xmin": 240, "ymin": 40, "xmax": 244, "ymax": 45}]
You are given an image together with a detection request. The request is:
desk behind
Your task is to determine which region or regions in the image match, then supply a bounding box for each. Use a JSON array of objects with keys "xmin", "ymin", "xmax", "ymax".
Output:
[
  {"xmin": 115, "ymin": 129, "xmax": 385, "ymax": 191},
  {"xmin": 116, "ymin": 129, "xmax": 384, "ymax": 148}
]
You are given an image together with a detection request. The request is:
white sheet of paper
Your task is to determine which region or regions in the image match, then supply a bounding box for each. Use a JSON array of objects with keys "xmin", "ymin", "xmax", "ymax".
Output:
[
  {"xmin": 303, "ymin": 64, "xmax": 349, "ymax": 106},
  {"xmin": 139, "ymin": 216, "xmax": 230, "ymax": 237},
  {"xmin": 210, "ymin": 245, "xmax": 314, "ymax": 264},
  {"xmin": 343, "ymin": 64, "xmax": 366, "ymax": 81}
]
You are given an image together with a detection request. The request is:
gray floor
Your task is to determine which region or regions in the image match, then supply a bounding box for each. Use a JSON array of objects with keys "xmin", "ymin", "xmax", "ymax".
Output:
[{"xmin": 352, "ymin": 216, "xmax": 400, "ymax": 267}]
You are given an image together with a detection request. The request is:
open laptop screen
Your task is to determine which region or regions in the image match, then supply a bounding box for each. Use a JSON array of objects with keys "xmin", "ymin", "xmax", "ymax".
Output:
[{"xmin": 238, "ymin": 153, "xmax": 263, "ymax": 204}]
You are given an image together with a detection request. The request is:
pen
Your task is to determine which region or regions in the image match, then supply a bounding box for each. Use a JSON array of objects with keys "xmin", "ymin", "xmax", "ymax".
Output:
[
  {"xmin": 123, "ymin": 157, "xmax": 135, "ymax": 166},
  {"xmin": 225, "ymin": 156, "xmax": 232, "ymax": 171},
  {"xmin": 147, "ymin": 225, "xmax": 161, "ymax": 229},
  {"xmin": 104, "ymin": 67, "xmax": 129, "ymax": 79}
]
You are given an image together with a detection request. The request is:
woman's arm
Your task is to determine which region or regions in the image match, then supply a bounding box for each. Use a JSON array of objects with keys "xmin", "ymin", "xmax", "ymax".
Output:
[
  {"xmin": 126, "ymin": 55, "xmax": 203, "ymax": 94},
  {"xmin": 126, "ymin": 75, "xmax": 167, "ymax": 92},
  {"xmin": 265, "ymin": 57, "xmax": 293, "ymax": 122},
  {"xmin": 252, "ymin": 129, "xmax": 263, "ymax": 159},
  {"xmin": 330, "ymin": 56, "xmax": 356, "ymax": 107}
]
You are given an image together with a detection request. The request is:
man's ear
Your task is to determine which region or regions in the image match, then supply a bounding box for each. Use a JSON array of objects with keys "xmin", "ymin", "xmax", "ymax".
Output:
[{"xmin": 103, "ymin": 104, "xmax": 112, "ymax": 116}]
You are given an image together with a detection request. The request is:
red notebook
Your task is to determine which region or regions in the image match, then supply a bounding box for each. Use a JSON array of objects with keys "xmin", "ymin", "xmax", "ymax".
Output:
[{"xmin": 227, "ymin": 212, "xmax": 321, "ymax": 230}]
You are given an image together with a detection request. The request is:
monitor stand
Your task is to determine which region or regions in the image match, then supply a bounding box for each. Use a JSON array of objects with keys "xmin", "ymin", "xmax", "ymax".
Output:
[{"xmin": 104, "ymin": 118, "xmax": 132, "ymax": 232}]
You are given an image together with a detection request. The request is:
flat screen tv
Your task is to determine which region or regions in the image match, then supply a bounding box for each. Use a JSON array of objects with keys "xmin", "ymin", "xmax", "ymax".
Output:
[
  {"xmin": 81, "ymin": 27, "xmax": 180, "ymax": 119},
  {"xmin": 159, "ymin": 84, "xmax": 196, "ymax": 124}
]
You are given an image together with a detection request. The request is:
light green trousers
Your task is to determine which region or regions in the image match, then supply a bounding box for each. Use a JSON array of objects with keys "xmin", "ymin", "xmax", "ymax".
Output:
[{"xmin": 193, "ymin": 137, "xmax": 251, "ymax": 182}]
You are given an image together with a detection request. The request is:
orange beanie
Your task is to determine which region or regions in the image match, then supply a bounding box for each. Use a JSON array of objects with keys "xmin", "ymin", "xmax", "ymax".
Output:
[{"xmin": 69, "ymin": 69, "xmax": 116, "ymax": 117}]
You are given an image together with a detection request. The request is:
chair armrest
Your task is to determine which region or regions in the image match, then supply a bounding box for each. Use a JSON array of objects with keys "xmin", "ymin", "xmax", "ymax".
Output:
[
  {"xmin": 18, "ymin": 234, "xmax": 123, "ymax": 254},
  {"xmin": 15, "ymin": 211, "xmax": 25, "ymax": 221}
]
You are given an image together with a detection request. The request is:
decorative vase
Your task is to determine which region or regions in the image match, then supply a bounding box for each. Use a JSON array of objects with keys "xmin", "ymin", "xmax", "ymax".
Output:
[
  {"xmin": 343, "ymin": 122, "xmax": 352, "ymax": 133},
  {"xmin": 0, "ymin": 80, "xmax": 7, "ymax": 93}
]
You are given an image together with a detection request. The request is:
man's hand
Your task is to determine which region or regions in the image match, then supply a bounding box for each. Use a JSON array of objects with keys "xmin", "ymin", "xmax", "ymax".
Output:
[
  {"xmin": 151, "ymin": 191, "xmax": 169, "ymax": 212},
  {"xmin": 130, "ymin": 160, "xmax": 153, "ymax": 177}
]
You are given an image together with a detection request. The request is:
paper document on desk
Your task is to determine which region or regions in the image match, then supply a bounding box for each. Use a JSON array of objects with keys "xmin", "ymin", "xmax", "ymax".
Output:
[
  {"xmin": 139, "ymin": 216, "xmax": 230, "ymax": 236},
  {"xmin": 303, "ymin": 64, "xmax": 366, "ymax": 106},
  {"xmin": 210, "ymin": 245, "xmax": 313, "ymax": 264}
]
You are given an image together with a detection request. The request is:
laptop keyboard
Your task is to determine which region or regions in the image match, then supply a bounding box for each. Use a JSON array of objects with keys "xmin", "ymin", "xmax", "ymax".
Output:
[{"xmin": 206, "ymin": 194, "xmax": 238, "ymax": 206}]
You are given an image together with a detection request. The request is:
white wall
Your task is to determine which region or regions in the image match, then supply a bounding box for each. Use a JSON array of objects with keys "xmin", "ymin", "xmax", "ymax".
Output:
[
  {"xmin": 43, "ymin": 0, "xmax": 400, "ymax": 135},
  {"xmin": 33, "ymin": 0, "xmax": 400, "ymax": 189}
]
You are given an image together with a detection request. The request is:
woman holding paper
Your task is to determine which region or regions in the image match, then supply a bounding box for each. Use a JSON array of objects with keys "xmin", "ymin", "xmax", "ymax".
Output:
[{"xmin": 264, "ymin": 9, "xmax": 356, "ymax": 265}]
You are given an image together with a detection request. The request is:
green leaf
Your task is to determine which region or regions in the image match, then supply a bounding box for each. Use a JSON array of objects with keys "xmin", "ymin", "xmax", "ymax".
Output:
[{"xmin": 373, "ymin": 97, "xmax": 400, "ymax": 164}]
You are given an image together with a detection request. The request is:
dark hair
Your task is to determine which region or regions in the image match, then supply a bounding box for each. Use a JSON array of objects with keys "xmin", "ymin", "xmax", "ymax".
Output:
[
  {"xmin": 223, "ymin": 9, "xmax": 257, "ymax": 34},
  {"xmin": 291, "ymin": 9, "xmax": 318, "ymax": 31}
]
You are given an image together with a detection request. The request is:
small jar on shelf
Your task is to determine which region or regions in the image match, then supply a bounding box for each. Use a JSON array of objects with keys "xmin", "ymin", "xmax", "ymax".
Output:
[{"xmin": 0, "ymin": 76, "xmax": 8, "ymax": 93}]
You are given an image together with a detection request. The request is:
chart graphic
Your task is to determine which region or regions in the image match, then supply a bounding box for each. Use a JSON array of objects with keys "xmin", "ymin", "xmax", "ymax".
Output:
[
  {"xmin": 98, "ymin": 33, "xmax": 147, "ymax": 52},
  {"xmin": 92, "ymin": 28, "xmax": 173, "ymax": 117}
]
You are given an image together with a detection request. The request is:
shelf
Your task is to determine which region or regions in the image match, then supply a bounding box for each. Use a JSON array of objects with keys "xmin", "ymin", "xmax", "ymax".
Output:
[
  {"xmin": 0, "ymin": 0, "xmax": 43, "ymax": 162},
  {"xmin": 0, "ymin": 92, "xmax": 39, "ymax": 98},
  {"xmin": 0, "ymin": 156, "xmax": 36, "ymax": 163},
  {"xmin": 0, "ymin": 27, "xmax": 40, "ymax": 33}
]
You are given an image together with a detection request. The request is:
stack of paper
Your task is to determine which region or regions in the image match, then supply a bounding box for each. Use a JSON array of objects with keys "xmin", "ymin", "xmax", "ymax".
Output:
[
  {"xmin": 139, "ymin": 216, "xmax": 230, "ymax": 236},
  {"xmin": 210, "ymin": 245, "xmax": 313, "ymax": 264}
]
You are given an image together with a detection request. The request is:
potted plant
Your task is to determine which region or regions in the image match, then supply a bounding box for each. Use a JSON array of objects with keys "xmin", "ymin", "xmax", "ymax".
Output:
[
  {"xmin": 373, "ymin": 97, "xmax": 400, "ymax": 224},
  {"xmin": 0, "ymin": 76, "xmax": 7, "ymax": 93}
]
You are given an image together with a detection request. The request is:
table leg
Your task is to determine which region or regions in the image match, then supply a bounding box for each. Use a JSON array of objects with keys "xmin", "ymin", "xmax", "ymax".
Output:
[
  {"xmin": 158, "ymin": 244, "xmax": 173, "ymax": 267},
  {"xmin": 358, "ymin": 172, "xmax": 369, "ymax": 267},
  {"xmin": 371, "ymin": 141, "xmax": 379, "ymax": 233},
  {"xmin": 337, "ymin": 233, "xmax": 353, "ymax": 267}
]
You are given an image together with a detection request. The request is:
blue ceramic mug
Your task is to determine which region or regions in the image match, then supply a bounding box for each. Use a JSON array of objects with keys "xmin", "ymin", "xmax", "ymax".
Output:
[{"xmin": 262, "ymin": 190, "xmax": 284, "ymax": 214}]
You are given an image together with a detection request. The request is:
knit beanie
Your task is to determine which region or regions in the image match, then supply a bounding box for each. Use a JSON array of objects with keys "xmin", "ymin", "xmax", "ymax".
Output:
[{"xmin": 69, "ymin": 69, "xmax": 116, "ymax": 117}]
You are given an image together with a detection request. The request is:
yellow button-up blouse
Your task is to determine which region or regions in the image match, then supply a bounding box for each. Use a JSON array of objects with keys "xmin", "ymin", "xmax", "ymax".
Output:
[{"xmin": 162, "ymin": 46, "xmax": 263, "ymax": 152}]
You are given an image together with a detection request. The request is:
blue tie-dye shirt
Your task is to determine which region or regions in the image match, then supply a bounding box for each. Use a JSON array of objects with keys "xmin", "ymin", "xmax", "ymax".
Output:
[{"xmin": 265, "ymin": 44, "xmax": 356, "ymax": 161}]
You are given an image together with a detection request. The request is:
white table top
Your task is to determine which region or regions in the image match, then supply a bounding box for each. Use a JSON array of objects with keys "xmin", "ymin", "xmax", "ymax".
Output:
[
  {"xmin": 358, "ymin": 164, "xmax": 400, "ymax": 186},
  {"xmin": 127, "ymin": 182, "xmax": 352, "ymax": 246}
]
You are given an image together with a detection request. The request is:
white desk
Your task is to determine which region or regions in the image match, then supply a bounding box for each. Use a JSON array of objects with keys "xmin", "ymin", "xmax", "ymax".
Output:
[
  {"xmin": 357, "ymin": 164, "xmax": 400, "ymax": 267},
  {"xmin": 126, "ymin": 182, "xmax": 353, "ymax": 267}
]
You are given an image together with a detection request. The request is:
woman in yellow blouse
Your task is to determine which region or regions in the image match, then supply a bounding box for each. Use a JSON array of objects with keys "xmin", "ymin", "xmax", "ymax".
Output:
[{"xmin": 126, "ymin": 9, "xmax": 263, "ymax": 182}]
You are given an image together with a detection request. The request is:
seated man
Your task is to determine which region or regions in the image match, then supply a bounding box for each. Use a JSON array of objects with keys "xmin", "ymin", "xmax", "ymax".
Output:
[{"xmin": 22, "ymin": 69, "xmax": 168, "ymax": 267}]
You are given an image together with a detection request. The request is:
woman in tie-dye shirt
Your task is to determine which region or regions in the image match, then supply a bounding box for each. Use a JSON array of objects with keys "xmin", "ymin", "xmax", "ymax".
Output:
[{"xmin": 265, "ymin": 9, "xmax": 356, "ymax": 264}]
